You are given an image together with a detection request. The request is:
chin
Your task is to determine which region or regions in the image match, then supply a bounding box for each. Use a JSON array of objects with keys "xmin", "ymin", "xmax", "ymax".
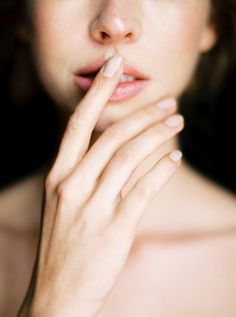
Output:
[{"xmin": 93, "ymin": 107, "xmax": 122, "ymax": 133}]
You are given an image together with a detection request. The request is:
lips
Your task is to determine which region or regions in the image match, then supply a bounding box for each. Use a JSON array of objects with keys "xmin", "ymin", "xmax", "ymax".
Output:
[
  {"xmin": 74, "ymin": 57, "xmax": 150, "ymax": 102},
  {"xmin": 76, "ymin": 58, "xmax": 149, "ymax": 80}
]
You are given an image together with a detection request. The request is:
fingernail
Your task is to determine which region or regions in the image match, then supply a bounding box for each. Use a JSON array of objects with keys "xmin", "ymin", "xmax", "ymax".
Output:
[
  {"xmin": 156, "ymin": 98, "xmax": 177, "ymax": 110},
  {"xmin": 102, "ymin": 55, "xmax": 123, "ymax": 78},
  {"xmin": 169, "ymin": 150, "xmax": 182, "ymax": 162},
  {"xmin": 164, "ymin": 114, "xmax": 184, "ymax": 128}
]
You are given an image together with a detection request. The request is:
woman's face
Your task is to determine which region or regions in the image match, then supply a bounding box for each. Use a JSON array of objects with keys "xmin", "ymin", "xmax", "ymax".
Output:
[{"xmin": 29, "ymin": 0, "xmax": 216, "ymax": 131}]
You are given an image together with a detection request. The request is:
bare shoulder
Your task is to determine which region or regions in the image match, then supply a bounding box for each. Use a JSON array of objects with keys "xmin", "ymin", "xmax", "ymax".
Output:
[
  {"xmin": 181, "ymin": 159, "xmax": 236, "ymax": 206},
  {"xmin": 0, "ymin": 226, "xmax": 38, "ymax": 317},
  {"xmin": 183, "ymin": 157, "xmax": 235, "ymax": 215},
  {"xmin": 0, "ymin": 171, "xmax": 44, "ymax": 317}
]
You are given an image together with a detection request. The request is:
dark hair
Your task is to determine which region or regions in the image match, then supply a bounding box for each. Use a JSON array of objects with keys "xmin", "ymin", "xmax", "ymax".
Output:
[
  {"xmin": 0, "ymin": 0, "xmax": 61, "ymax": 190},
  {"xmin": 178, "ymin": 0, "xmax": 236, "ymax": 195},
  {"xmin": 1, "ymin": 0, "xmax": 236, "ymax": 193},
  {"xmin": 182, "ymin": 0, "xmax": 236, "ymax": 101}
]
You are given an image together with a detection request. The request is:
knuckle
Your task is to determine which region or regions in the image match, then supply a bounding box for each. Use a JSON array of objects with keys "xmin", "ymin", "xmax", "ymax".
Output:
[
  {"xmin": 56, "ymin": 182, "xmax": 74, "ymax": 206},
  {"xmin": 103, "ymin": 123, "xmax": 122, "ymax": 140},
  {"xmin": 68, "ymin": 111, "xmax": 88, "ymax": 131},
  {"xmin": 45, "ymin": 173, "xmax": 54, "ymax": 189},
  {"xmin": 135, "ymin": 180, "xmax": 155, "ymax": 198},
  {"xmin": 153, "ymin": 125, "xmax": 168, "ymax": 141},
  {"xmin": 45, "ymin": 171, "xmax": 57, "ymax": 191},
  {"xmin": 74, "ymin": 213, "xmax": 96, "ymax": 236},
  {"xmin": 116, "ymin": 143, "xmax": 138, "ymax": 163}
]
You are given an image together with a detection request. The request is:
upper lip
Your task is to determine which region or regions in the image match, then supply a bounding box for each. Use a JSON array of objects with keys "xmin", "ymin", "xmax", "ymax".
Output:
[{"xmin": 76, "ymin": 57, "xmax": 150, "ymax": 80}]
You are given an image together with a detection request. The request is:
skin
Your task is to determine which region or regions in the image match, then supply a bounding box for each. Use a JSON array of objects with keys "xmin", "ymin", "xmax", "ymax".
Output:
[
  {"xmin": 29, "ymin": 0, "xmax": 217, "ymax": 131},
  {"xmin": 4, "ymin": 1, "xmax": 229, "ymax": 317}
]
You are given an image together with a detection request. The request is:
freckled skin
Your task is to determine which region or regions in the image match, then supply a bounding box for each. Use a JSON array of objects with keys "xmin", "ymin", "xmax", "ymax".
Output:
[{"xmin": 30, "ymin": 0, "xmax": 216, "ymax": 132}]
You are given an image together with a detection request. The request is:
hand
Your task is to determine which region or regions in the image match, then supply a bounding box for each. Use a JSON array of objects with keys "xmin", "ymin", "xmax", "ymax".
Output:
[{"xmin": 18, "ymin": 55, "xmax": 184, "ymax": 317}]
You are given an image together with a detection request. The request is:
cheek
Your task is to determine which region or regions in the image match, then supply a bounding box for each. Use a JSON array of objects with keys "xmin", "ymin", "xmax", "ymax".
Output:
[
  {"xmin": 148, "ymin": 4, "xmax": 210, "ymax": 95},
  {"xmin": 31, "ymin": 3, "xmax": 84, "ymax": 106}
]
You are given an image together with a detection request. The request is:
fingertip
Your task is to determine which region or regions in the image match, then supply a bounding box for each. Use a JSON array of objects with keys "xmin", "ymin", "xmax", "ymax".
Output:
[
  {"xmin": 169, "ymin": 150, "xmax": 182, "ymax": 164},
  {"xmin": 102, "ymin": 55, "xmax": 123, "ymax": 78}
]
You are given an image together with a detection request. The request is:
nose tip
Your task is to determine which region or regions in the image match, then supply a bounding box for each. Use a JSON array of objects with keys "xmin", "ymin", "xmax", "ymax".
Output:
[{"xmin": 90, "ymin": 10, "xmax": 141, "ymax": 45}]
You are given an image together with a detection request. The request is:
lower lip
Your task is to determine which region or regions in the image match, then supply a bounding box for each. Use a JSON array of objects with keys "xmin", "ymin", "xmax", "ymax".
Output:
[{"xmin": 74, "ymin": 76, "xmax": 149, "ymax": 102}]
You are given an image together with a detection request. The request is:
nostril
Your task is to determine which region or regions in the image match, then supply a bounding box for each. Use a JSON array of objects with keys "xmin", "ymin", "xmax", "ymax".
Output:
[{"xmin": 101, "ymin": 31, "xmax": 109, "ymax": 39}]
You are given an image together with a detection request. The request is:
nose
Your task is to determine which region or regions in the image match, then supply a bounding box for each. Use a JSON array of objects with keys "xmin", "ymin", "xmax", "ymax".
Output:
[{"xmin": 89, "ymin": 0, "xmax": 142, "ymax": 45}]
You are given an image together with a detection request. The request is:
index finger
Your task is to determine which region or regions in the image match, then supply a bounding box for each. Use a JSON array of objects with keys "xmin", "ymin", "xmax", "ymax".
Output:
[{"xmin": 49, "ymin": 54, "xmax": 124, "ymax": 184}]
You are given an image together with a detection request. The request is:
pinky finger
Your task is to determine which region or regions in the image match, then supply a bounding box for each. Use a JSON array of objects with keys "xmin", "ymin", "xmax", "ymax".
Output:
[{"xmin": 113, "ymin": 150, "xmax": 182, "ymax": 232}]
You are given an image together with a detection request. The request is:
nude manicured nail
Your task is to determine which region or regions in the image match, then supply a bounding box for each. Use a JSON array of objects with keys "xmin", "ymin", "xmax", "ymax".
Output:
[
  {"xmin": 164, "ymin": 114, "xmax": 184, "ymax": 128},
  {"xmin": 156, "ymin": 98, "xmax": 176, "ymax": 110},
  {"xmin": 102, "ymin": 55, "xmax": 123, "ymax": 78},
  {"xmin": 169, "ymin": 150, "xmax": 182, "ymax": 162}
]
